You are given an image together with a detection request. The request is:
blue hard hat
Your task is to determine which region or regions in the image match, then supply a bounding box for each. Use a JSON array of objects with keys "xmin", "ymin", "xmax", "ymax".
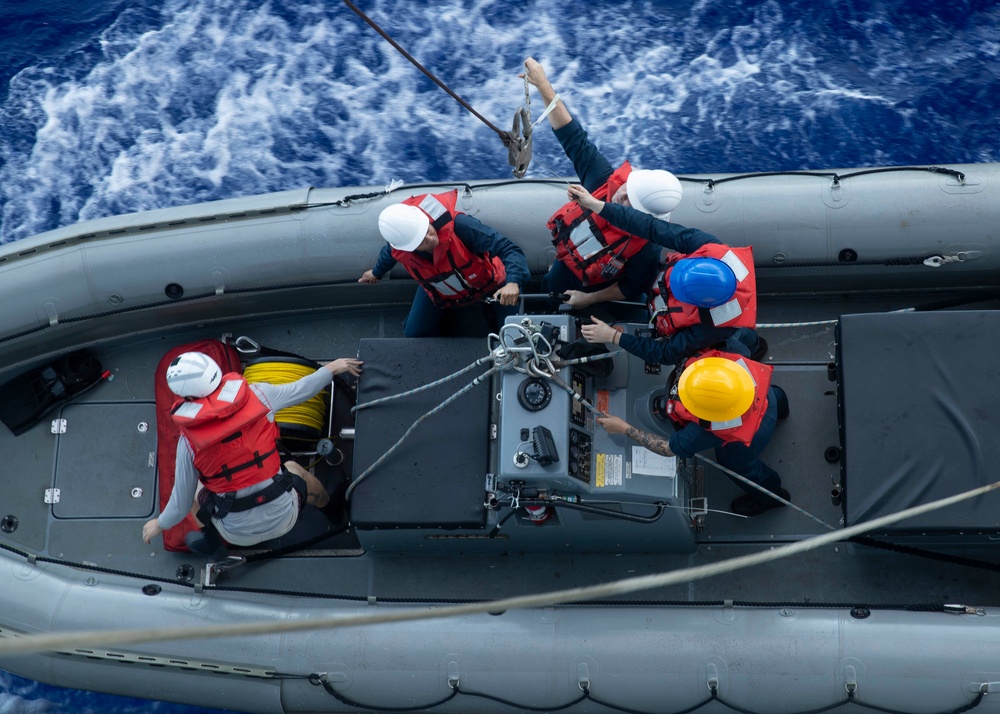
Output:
[{"xmin": 668, "ymin": 257, "xmax": 738, "ymax": 308}]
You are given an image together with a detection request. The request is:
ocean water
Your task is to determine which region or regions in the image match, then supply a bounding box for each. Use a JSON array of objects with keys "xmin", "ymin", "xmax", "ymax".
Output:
[
  {"xmin": 0, "ymin": 0, "xmax": 998, "ymax": 710},
  {"xmin": 2, "ymin": 0, "xmax": 1000, "ymax": 246}
]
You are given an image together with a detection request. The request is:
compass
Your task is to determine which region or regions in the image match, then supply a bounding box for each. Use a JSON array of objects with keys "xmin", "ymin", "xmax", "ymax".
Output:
[{"xmin": 516, "ymin": 377, "xmax": 552, "ymax": 412}]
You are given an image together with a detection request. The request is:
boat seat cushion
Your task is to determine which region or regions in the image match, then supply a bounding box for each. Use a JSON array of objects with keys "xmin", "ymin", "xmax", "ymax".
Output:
[{"xmin": 155, "ymin": 340, "xmax": 242, "ymax": 551}]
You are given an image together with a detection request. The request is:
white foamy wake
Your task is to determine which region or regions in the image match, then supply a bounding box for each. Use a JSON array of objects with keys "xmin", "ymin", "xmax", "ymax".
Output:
[
  {"xmin": 1, "ymin": 0, "xmax": 997, "ymax": 243},
  {"xmin": 0, "ymin": 670, "xmax": 62, "ymax": 713}
]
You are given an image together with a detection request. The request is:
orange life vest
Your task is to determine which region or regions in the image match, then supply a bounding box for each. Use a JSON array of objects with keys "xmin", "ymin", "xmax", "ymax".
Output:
[
  {"xmin": 664, "ymin": 350, "xmax": 772, "ymax": 446},
  {"xmin": 648, "ymin": 244, "xmax": 757, "ymax": 337},
  {"xmin": 171, "ymin": 374, "xmax": 281, "ymax": 492},
  {"xmin": 391, "ymin": 190, "xmax": 507, "ymax": 307},
  {"xmin": 547, "ymin": 162, "xmax": 650, "ymax": 286}
]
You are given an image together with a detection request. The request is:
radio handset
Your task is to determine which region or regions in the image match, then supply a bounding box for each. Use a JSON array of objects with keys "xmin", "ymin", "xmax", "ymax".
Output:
[{"xmin": 531, "ymin": 426, "xmax": 559, "ymax": 467}]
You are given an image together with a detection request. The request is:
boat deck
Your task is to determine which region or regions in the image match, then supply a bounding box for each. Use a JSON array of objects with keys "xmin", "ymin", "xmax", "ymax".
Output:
[{"xmin": 3, "ymin": 289, "xmax": 1000, "ymax": 608}]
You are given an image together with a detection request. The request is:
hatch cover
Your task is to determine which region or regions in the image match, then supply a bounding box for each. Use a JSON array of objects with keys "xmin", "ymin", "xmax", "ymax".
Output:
[
  {"xmin": 52, "ymin": 403, "xmax": 157, "ymax": 518},
  {"xmin": 839, "ymin": 310, "xmax": 1000, "ymax": 533},
  {"xmin": 352, "ymin": 338, "xmax": 489, "ymax": 529}
]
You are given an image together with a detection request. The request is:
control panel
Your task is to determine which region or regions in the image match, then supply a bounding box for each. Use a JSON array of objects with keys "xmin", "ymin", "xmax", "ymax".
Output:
[
  {"xmin": 567, "ymin": 428, "xmax": 592, "ymax": 482},
  {"xmin": 495, "ymin": 314, "xmax": 682, "ymax": 501},
  {"xmin": 491, "ymin": 314, "xmax": 693, "ymax": 552},
  {"xmin": 496, "ymin": 314, "xmax": 589, "ymax": 489}
]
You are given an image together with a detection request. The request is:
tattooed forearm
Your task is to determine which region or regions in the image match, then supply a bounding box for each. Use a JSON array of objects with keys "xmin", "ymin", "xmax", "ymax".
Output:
[{"xmin": 625, "ymin": 426, "xmax": 674, "ymax": 457}]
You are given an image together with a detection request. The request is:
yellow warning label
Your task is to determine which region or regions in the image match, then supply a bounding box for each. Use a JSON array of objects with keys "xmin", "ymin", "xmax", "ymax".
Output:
[{"xmin": 595, "ymin": 454, "xmax": 623, "ymax": 487}]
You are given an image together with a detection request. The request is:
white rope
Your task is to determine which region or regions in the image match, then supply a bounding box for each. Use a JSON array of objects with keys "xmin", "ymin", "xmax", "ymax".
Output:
[
  {"xmin": 351, "ymin": 356, "xmax": 491, "ymax": 413},
  {"xmin": 526, "ymin": 156, "xmax": 574, "ymax": 186},
  {"xmin": 1, "ymin": 477, "xmax": 996, "ymax": 657},
  {"xmin": 756, "ymin": 307, "xmax": 915, "ymax": 329}
]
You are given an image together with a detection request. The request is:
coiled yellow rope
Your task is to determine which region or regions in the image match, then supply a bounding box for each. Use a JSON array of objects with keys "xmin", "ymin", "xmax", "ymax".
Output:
[{"xmin": 243, "ymin": 360, "xmax": 327, "ymax": 436}]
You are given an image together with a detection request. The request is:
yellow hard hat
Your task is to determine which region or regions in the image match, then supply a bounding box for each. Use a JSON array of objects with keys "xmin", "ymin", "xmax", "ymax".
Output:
[{"xmin": 677, "ymin": 357, "xmax": 755, "ymax": 422}]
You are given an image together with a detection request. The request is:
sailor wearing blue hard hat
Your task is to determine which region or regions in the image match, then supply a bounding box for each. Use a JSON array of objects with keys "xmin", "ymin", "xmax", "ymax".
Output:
[
  {"xmin": 571, "ymin": 188, "xmax": 764, "ymax": 365},
  {"xmin": 668, "ymin": 257, "xmax": 739, "ymax": 308}
]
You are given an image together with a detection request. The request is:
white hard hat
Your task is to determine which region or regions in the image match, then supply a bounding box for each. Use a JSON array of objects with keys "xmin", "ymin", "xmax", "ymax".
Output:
[
  {"xmin": 626, "ymin": 169, "xmax": 683, "ymax": 218},
  {"xmin": 378, "ymin": 203, "xmax": 429, "ymax": 252},
  {"xmin": 166, "ymin": 352, "xmax": 222, "ymax": 398}
]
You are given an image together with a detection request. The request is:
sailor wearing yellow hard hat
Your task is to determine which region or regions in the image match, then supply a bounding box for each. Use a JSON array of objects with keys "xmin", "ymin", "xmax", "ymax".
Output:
[{"xmin": 597, "ymin": 342, "xmax": 789, "ymax": 518}]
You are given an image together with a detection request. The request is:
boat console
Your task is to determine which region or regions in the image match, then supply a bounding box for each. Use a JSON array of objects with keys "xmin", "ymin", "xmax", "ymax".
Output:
[
  {"xmin": 351, "ymin": 314, "xmax": 699, "ymax": 554},
  {"xmin": 493, "ymin": 314, "xmax": 690, "ymax": 509}
]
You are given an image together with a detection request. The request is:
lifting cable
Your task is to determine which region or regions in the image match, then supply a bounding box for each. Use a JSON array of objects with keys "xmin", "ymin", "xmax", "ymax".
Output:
[
  {"xmin": 341, "ymin": 0, "xmax": 534, "ymax": 177},
  {"xmin": 693, "ymin": 453, "xmax": 836, "ymax": 530},
  {"xmin": 346, "ymin": 363, "xmax": 500, "ymax": 500}
]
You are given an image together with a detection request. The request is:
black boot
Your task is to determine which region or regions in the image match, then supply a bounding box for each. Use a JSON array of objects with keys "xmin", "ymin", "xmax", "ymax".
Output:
[
  {"xmin": 750, "ymin": 336, "xmax": 769, "ymax": 362},
  {"xmin": 771, "ymin": 385, "xmax": 790, "ymax": 419},
  {"xmin": 731, "ymin": 488, "xmax": 791, "ymax": 517},
  {"xmin": 185, "ymin": 527, "xmax": 228, "ymax": 560}
]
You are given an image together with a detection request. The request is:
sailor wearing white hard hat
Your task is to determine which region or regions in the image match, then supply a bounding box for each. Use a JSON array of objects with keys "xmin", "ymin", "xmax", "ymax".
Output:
[{"xmin": 359, "ymin": 189, "xmax": 530, "ymax": 337}]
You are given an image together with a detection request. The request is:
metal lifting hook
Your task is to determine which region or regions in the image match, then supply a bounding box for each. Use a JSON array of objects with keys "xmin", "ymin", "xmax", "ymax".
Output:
[{"xmin": 504, "ymin": 107, "xmax": 533, "ymax": 179}]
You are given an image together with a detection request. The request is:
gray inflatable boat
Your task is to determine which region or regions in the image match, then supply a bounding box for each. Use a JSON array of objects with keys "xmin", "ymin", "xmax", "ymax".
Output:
[{"xmin": 1, "ymin": 165, "xmax": 999, "ymax": 714}]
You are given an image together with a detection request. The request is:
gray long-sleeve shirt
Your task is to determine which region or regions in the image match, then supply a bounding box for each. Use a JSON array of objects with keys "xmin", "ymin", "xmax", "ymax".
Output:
[{"xmin": 159, "ymin": 368, "xmax": 333, "ymax": 544}]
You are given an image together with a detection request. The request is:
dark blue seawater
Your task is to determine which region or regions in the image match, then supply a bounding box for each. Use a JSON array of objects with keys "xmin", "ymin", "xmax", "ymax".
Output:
[
  {"xmin": 2, "ymin": 0, "xmax": 1000, "ymax": 246},
  {"xmin": 0, "ymin": 0, "xmax": 998, "ymax": 710}
]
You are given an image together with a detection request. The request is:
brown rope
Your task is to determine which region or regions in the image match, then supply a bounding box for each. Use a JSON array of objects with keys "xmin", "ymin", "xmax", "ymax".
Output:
[{"xmin": 342, "ymin": 0, "xmax": 512, "ymax": 145}]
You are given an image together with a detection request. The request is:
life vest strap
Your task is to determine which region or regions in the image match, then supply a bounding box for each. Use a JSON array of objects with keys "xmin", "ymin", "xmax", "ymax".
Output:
[
  {"xmin": 571, "ymin": 216, "xmax": 633, "ymax": 270},
  {"xmin": 205, "ymin": 468, "xmax": 304, "ymax": 519},
  {"xmin": 205, "ymin": 447, "xmax": 278, "ymax": 482}
]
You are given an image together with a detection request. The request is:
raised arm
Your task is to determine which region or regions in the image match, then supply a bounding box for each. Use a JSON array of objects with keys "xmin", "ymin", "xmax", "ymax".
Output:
[{"xmin": 520, "ymin": 57, "xmax": 572, "ymax": 130}]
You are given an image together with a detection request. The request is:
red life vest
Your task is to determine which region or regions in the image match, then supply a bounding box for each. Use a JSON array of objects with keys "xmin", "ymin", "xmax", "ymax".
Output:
[
  {"xmin": 664, "ymin": 350, "xmax": 772, "ymax": 446},
  {"xmin": 171, "ymin": 374, "xmax": 281, "ymax": 492},
  {"xmin": 648, "ymin": 244, "xmax": 757, "ymax": 337},
  {"xmin": 391, "ymin": 190, "xmax": 507, "ymax": 308},
  {"xmin": 547, "ymin": 162, "xmax": 650, "ymax": 287}
]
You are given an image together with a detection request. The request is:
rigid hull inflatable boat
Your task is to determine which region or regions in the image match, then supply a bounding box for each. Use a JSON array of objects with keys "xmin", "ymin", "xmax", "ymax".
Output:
[{"xmin": 1, "ymin": 165, "xmax": 1000, "ymax": 713}]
